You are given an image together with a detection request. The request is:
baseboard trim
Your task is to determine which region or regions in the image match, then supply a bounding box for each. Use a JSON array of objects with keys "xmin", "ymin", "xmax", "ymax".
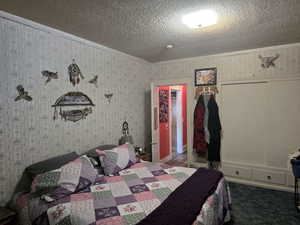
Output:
[{"xmin": 225, "ymin": 176, "xmax": 294, "ymax": 193}]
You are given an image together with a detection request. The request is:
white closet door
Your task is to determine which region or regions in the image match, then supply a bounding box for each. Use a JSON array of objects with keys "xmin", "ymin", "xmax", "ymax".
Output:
[
  {"xmin": 266, "ymin": 80, "xmax": 300, "ymax": 168},
  {"xmin": 220, "ymin": 82, "xmax": 269, "ymax": 166}
]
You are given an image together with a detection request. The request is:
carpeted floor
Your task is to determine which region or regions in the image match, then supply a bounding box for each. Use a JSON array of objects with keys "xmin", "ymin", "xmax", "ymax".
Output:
[
  {"xmin": 165, "ymin": 155, "xmax": 300, "ymax": 224},
  {"xmin": 227, "ymin": 182, "xmax": 300, "ymax": 225}
]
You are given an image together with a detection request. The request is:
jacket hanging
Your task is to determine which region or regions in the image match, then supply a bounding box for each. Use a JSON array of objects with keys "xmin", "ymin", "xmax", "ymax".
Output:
[
  {"xmin": 193, "ymin": 95, "xmax": 207, "ymax": 154},
  {"xmin": 207, "ymin": 96, "xmax": 222, "ymax": 162}
]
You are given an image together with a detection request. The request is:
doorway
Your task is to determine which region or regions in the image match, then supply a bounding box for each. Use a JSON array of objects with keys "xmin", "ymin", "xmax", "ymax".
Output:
[
  {"xmin": 151, "ymin": 79, "xmax": 192, "ymax": 165},
  {"xmin": 158, "ymin": 85, "xmax": 186, "ymax": 161},
  {"xmin": 171, "ymin": 86, "xmax": 185, "ymax": 156}
]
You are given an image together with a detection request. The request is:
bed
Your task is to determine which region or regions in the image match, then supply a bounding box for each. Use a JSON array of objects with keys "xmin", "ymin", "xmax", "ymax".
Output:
[{"xmin": 10, "ymin": 145, "xmax": 231, "ymax": 225}]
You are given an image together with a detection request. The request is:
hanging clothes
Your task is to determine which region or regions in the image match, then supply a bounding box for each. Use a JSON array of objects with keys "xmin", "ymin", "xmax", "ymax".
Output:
[
  {"xmin": 193, "ymin": 95, "xmax": 207, "ymax": 154},
  {"xmin": 203, "ymin": 95, "xmax": 211, "ymax": 144},
  {"xmin": 207, "ymin": 96, "xmax": 222, "ymax": 162}
]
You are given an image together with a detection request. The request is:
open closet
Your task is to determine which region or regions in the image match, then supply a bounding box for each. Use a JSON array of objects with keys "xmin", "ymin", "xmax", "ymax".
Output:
[{"xmin": 191, "ymin": 86, "xmax": 221, "ymax": 169}]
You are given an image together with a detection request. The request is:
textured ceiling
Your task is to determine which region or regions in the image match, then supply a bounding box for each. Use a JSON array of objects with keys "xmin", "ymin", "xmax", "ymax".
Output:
[{"xmin": 1, "ymin": 0, "xmax": 300, "ymax": 62}]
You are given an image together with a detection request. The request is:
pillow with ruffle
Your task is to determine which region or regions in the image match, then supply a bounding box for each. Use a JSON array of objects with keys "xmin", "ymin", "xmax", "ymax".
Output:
[{"xmin": 96, "ymin": 144, "xmax": 139, "ymax": 175}]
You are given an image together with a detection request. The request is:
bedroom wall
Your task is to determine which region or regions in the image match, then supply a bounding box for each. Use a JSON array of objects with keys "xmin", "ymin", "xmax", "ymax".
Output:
[
  {"xmin": 153, "ymin": 43, "xmax": 300, "ymax": 172},
  {"xmin": 154, "ymin": 43, "xmax": 300, "ymax": 82},
  {"xmin": 0, "ymin": 13, "xmax": 153, "ymax": 205}
]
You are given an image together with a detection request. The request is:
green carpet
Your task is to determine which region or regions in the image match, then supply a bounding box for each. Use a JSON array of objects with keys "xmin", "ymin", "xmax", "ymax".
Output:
[{"xmin": 228, "ymin": 182, "xmax": 300, "ymax": 225}]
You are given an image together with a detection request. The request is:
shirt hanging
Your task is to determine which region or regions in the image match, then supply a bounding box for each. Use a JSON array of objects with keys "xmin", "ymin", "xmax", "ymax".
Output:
[
  {"xmin": 207, "ymin": 96, "xmax": 222, "ymax": 162},
  {"xmin": 193, "ymin": 95, "xmax": 207, "ymax": 154}
]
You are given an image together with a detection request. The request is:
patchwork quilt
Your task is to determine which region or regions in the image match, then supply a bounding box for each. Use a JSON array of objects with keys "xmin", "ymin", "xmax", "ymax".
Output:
[{"xmin": 15, "ymin": 162, "xmax": 231, "ymax": 225}]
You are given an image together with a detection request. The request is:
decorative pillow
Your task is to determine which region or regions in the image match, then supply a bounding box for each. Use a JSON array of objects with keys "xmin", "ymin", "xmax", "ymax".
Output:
[
  {"xmin": 83, "ymin": 145, "xmax": 117, "ymax": 175},
  {"xmin": 32, "ymin": 155, "xmax": 97, "ymax": 202},
  {"xmin": 96, "ymin": 144, "xmax": 139, "ymax": 175}
]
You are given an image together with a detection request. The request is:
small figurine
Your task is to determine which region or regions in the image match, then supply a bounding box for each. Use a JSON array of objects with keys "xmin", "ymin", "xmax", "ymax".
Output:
[
  {"xmin": 41, "ymin": 70, "xmax": 58, "ymax": 84},
  {"xmin": 15, "ymin": 85, "xmax": 32, "ymax": 102},
  {"xmin": 89, "ymin": 75, "xmax": 98, "ymax": 88},
  {"xmin": 258, "ymin": 54, "xmax": 279, "ymax": 68},
  {"xmin": 68, "ymin": 59, "xmax": 84, "ymax": 86},
  {"xmin": 122, "ymin": 120, "xmax": 129, "ymax": 136}
]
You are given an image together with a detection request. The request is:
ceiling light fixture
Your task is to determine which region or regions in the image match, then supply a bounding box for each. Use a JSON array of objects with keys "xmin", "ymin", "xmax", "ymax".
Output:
[
  {"xmin": 166, "ymin": 44, "xmax": 174, "ymax": 49},
  {"xmin": 182, "ymin": 9, "xmax": 218, "ymax": 29}
]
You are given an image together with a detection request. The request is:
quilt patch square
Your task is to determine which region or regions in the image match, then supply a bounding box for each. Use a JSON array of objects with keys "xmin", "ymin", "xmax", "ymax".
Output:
[
  {"xmin": 96, "ymin": 216, "xmax": 123, "ymax": 225},
  {"xmin": 138, "ymin": 199, "xmax": 161, "ymax": 215},
  {"xmin": 156, "ymin": 174, "xmax": 173, "ymax": 181},
  {"xmin": 176, "ymin": 167, "xmax": 196, "ymax": 176},
  {"xmin": 152, "ymin": 187, "xmax": 172, "ymax": 201},
  {"xmin": 110, "ymin": 182, "xmax": 132, "ymax": 197},
  {"xmin": 124, "ymin": 178, "xmax": 144, "ymax": 187},
  {"xmin": 91, "ymin": 184, "xmax": 110, "ymax": 192},
  {"xmin": 129, "ymin": 184, "xmax": 149, "ymax": 194},
  {"xmin": 115, "ymin": 195, "xmax": 136, "ymax": 205},
  {"xmin": 70, "ymin": 192, "xmax": 93, "ymax": 202},
  {"xmin": 164, "ymin": 168, "xmax": 178, "ymax": 174},
  {"xmin": 70, "ymin": 199, "xmax": 95, "ymax": 225},
  {"xmin": 145, "ymin": 182, "xmax": 166, "ymax": 190},
  {"xmin": 163, "ymin": 179, "xmax": 182, "ymax": 191},
  {"xmin": 48, "ymin": 203, "xmax": 71, "ymax": 225},
  {"xmin": 92, "ymin": 191, "xmax": 113, "ymax": 200},
  {"xmin": 106, "ymin": 176, "xmax": 124, "ymax": 183},
  {"xmin": 59, "ymin": 162, "xmax": 81, "ymax": 185},
  {"xmin": 151, "ymin": 170, "xmax": 167, "ymax": 176},
  {"xmin": 134, "ymin": 167, "xmax": 154, "ymax": 178},
  {"xmin": 35, "ymin": 171, "xmax": 61, "ymax": 190},
  {"xmin": 94, "ymin": 197, "xmax": 117, "ymax": 209},
  {"xmin": 95, "ymin": 207, "xmax": 120, "ymax": 220},
  {"xmin": 117, "ymin": 202, "xmax": 144, "ymax": 216},
  {"xmin": 119, "ymin": 169, "xmax": 135, "ymax": 176},
  {"xmin": 171, "ymin": 172, "xmax": 190, "ymax": 183},
  {"xmin": 145, "ymin": 165, "xmax": 163, "ymax": 172},
  {"xmin": 122, "ymin": 212, "xmax": 146, "ymax": 225},
  {"xmin": 134, "ymin": 191, "xmax": 156, "ymax": 201},
  {"xmin": 122, "ymin": 174, "xmax": 139, "ymax": 181},
  {"xmin": 141, "ymin": 177, "xmax": 157, "ymax": 183}
]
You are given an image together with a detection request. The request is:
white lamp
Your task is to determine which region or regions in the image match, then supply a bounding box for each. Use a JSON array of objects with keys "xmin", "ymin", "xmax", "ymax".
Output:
[{"xmin": 182, "ymin": 10, "xmax": 218, "ymax": 29}]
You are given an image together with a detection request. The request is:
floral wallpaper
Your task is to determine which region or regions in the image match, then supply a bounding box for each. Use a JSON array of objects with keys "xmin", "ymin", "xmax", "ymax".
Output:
[{"xmin": 0, "ymin": 16, "xmax": 152, "ymax": 205}]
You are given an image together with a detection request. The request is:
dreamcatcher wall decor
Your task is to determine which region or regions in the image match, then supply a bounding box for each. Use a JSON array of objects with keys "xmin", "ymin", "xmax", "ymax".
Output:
[
  {"xmin": 68, "ymin": 59, "xmax": 84, "ymax": 86},
  {"xmin": 52, "ymin": 92, "xmax": 95, "ymax": 122}
]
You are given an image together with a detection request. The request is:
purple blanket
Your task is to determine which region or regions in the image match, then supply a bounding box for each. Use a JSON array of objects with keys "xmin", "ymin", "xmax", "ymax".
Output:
[{"xmin": 137, "ymin": 168, "xmax": 223, "ymax": 225}]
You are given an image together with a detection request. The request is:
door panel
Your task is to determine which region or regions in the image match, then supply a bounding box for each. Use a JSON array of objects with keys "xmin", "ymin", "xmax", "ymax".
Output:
[
  {"xmin": 265, "ymin": 80, "xmax": 300, "ymax": 168},
  {"xmin": 182, "ymin": 85, "xmax": 187, "ymax": 148},
  {"xmin": 151, "ymin": 84, "xmax": 159, "ymax": 162},
  {"xmin": 221, "ymin": 82, "xmax": 268, "ymax": 165},
  {"xmin": 159, "ymin": 86, "xmax": 170, "ymax": 159}
]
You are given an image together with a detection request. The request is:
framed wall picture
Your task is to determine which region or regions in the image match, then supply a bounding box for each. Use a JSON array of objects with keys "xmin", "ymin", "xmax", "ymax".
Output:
[{"xmin": 194, "ymin": 67, "xmax": 217, "ymax": 86}]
